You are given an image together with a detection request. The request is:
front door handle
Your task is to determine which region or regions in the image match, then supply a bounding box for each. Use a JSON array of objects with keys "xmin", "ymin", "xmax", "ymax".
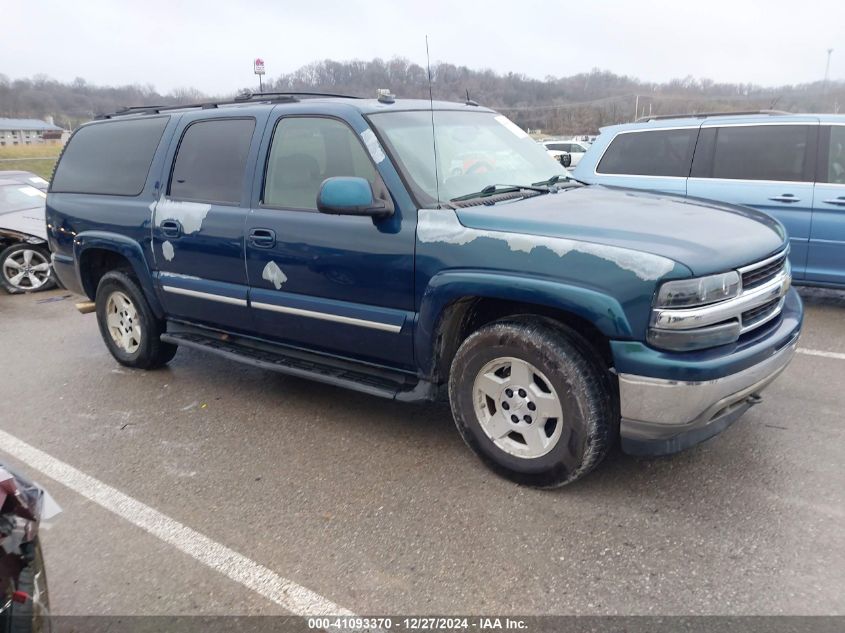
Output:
[
  {"xmin": 160, "ymin": 219, "xmax": 182, "ymax": 238},
  {"xmin": 768, "ymin": 194, "xmax": 801, "ymax": 203},
  {"xmin": 822, "ymin": 197, "xmax": 845, "ymax": 207},
  {"xmin": 248, "ymin": 228, "xmax": 276, "ymax": 248}
]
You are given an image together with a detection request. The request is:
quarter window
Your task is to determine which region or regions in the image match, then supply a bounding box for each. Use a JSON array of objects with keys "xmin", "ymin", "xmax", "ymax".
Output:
[
  {"xmin": 51, "ymin": 117, "xmax": 168, "ymax": 195},
  {"xmin": 169, "ymin": 118, "xmax": 255, "ymax": 205},
  {"xmin": 708, "ymin": 125, "xmax": 813, "ymax": 182},
  {"xmin": 263, "ymin": 117, "xmax": 378, "ymax": 210},
  {"xmin": 597, "ymin": 128, "xmax": 698, "ymax": 177}
]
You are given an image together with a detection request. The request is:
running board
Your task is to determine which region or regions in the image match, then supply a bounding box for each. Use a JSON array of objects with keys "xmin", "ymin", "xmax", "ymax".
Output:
[{"xmin": 160, "ymin": 330, "xmax": 435, "ymax": 402}]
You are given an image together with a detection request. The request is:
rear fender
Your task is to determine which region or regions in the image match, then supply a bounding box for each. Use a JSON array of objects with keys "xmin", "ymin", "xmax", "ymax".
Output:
[{"xmin": 73, "ymin": 231, "xmax": 164, "ymax": 318}]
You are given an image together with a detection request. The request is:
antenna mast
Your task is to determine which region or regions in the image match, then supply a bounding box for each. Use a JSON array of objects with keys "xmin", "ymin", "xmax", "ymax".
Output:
[{"xmin": 426, "ymin": 35, "xmax": 441, "ymax": 208}]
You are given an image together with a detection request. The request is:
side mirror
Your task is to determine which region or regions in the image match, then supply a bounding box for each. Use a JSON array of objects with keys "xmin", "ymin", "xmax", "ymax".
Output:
[
  {"xmin": 317, "ymin": 177, "xmax": 393, "ymax": 217},
  {"xmin": 559, "ymin": 153, "xmax": 572, "ymax": 168}
]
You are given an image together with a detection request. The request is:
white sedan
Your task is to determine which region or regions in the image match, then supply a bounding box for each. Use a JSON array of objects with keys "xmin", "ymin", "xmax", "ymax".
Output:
[{"xmin": 542, "ymin": 140, "xmax": 590, "ymax": 167}]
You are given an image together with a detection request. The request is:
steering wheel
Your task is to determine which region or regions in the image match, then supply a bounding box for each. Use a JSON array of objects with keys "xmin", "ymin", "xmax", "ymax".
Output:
[{"xmin": 464, "ymin": 160, "xmax": 495, "ymax": 176}]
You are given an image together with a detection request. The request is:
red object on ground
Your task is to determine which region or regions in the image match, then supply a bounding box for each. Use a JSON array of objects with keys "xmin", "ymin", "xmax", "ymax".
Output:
[{"xmin": 11, "ymin": 591, "xmax": 29, "ymax": 604}]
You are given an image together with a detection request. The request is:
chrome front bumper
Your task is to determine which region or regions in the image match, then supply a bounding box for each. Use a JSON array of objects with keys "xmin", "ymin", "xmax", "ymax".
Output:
[{"xmin": 618, "ymin": 331, "xmax": 799, "ymax": 456}]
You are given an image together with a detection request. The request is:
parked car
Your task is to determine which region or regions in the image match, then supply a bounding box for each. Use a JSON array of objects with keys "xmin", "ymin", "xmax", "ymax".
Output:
[
  {"xmin": 46, "ymin": 94, "xmax": 801, "ymax": 487},
  {"xmin": 1, "ymin": 463, "xmax": 59, "ymax": 633},
  {"xmin": 0, "ymin": 172, "xmax": 57, "ymax": 294},
  {"xmin": 573, "ymin": 111, "xmax": 845, "ymax": 289},
  {"xmin": 0, "ymin": 171, "xmax": 49, "ymax": 192},
  {"xmin": 542, "ymin": 140, "xmax": 589, "ymax": 167},
  {"xmin": 541, "ymin": 141, "xmax": 573, "ymax": 167}
]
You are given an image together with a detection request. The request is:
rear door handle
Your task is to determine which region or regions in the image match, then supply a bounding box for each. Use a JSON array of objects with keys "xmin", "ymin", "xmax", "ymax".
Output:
[
  {"xmin": 160, "ymin": 219, "xmax": 182, "ymax": 238},
  {"xmin": 822, "ymin": 197, "xmax": 845, "ymax": 207},
  {"xmin": 248, "ymin": 228, "xmax": 276, "ymax": 248},
  {"xmin": 768, "ymin": 195, "xmax": 801, "ymax": 203}
]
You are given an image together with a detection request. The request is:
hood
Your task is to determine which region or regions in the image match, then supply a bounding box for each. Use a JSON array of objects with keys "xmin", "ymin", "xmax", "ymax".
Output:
[{"xmin": 454, "ymin": 185, "xmax": 786, "ymax": 276}]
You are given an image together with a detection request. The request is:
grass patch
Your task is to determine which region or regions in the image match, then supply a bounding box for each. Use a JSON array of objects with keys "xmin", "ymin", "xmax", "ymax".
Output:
[{"xmin": 0, "ymin": 145, "xmax": 63, "ymax": 180}]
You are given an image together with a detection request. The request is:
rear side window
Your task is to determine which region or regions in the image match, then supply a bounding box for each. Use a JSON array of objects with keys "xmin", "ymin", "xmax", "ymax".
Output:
[
  {"xmin": 546, "ymin": 143, "xmax": 569, "ymax": 152},
  {"xmin": 51, "ymin": 117, "xmax": 168, "ymax": 195},
  {"xmin": 707, "ymin": 125, "xmax": 813, "ymax": 182},
  {"xmin": 597, "ymin": 128, "xmax": 698, "ymax": 177},
  {"xmin": 263, "ymin": 117, "xmax": 377, "ymax": 210},
  {"xmin": 169, "ymin": 118, "xmax": 255, "ymax": 205}
]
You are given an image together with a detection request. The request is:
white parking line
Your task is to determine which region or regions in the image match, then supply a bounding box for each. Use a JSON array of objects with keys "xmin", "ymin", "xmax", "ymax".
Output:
[
  {"xmin": 798, "ymin": 348, "xmax": 845, "ymax": 361},
  {"xmin": 0, "ymin": 428, "xmax": 353, "ymax": 617}
]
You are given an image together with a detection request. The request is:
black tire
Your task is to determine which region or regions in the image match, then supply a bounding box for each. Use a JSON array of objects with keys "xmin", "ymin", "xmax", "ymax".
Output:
[
  {"xmin": 448, "ymin": 317, "xmax": 615, "ymax": 488},
  {"xmin": 95, "ymin": 270, "xmax": 177, "ymax": 369},
  {"xmin": 0, "ymin": 244, "xmax": 57, "ymax": 294}
]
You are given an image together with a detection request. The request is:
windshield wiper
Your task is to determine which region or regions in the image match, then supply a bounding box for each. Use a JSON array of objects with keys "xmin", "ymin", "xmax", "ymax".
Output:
[
  {"xmin": 532, "ymin": 174, "xmax": 587, "ymax": 187},
  {"xmin": 450, "ymin": 183, "xmax": 549, "ymax": 203}
]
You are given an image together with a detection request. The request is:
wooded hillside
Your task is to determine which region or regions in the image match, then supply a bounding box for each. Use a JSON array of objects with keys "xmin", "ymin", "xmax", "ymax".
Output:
[{"xmin": 2, "ymin": 59, "xmax": 842, "ymax": 134}]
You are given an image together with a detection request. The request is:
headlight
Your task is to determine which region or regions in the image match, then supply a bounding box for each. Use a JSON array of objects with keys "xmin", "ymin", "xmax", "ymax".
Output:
[
  {"xmin": 655, "ymin": 271, "xmax": 740, "ymax": 308},
  {"xmin": 649, "ymin": 270, "xmax": 743, "ymax": 352}
]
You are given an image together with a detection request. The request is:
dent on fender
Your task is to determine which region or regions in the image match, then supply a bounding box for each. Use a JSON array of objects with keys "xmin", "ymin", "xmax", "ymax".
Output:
[{"xmin": 417, "ymin": 209, "xmax": 676, "ymax": 282}]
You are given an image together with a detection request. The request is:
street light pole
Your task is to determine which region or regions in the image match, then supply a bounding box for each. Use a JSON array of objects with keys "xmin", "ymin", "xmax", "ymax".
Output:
[{"xmin": 824, "ymin": 48, "xmax": 833, "ymax": 93}]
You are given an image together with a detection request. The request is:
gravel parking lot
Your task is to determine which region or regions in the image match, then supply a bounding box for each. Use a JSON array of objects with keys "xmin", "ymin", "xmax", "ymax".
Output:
[{"xmin": 0, "ymin": 287, "xmax": 843, "ymax": 617}]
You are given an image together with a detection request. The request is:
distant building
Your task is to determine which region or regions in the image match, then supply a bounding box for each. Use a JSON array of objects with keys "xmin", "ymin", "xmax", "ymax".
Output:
[{"xmin": 0, "ymin": 117, "xmax": 69, "ymax": 146}]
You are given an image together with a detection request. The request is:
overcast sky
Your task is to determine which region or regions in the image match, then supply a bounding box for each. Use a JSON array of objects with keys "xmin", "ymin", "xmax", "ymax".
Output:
[{"xmin": 3, "ymin": 1, "xmax": 842, "ymax": 94}]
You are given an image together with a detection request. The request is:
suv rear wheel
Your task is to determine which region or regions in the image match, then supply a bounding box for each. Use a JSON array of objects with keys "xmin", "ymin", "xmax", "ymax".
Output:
[
  {"xmin": 449, "ymin": 318, "xmax": 615, "ymax": 487},
  {"xmin": 95, "ymin": 270, "xmax": 177, "ymax": 369}
]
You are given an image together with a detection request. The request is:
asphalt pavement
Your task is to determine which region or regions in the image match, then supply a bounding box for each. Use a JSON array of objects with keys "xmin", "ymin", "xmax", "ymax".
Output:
[{"xmin": 0, "ymin": 287, "xmax": 843, "ymax": 616}]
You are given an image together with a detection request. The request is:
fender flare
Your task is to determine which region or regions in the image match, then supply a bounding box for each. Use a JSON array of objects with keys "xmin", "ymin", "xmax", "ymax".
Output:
[
  {"xmin": 415, "ymin": 270, "xmax": 634, "ymax": 377},
  {"xmin": 73, "ymin": 231, "xmax": 164, "ymax": 318}
]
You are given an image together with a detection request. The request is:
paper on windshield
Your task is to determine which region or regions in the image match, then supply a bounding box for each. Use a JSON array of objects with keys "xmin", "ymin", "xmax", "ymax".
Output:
[
  {"xmin": 494, "ymin": 115, "xmax": 529, "ymax": 139},
  {"xmin": 360, "ymin": 128, "xmax": 386, "ymax": 163}
]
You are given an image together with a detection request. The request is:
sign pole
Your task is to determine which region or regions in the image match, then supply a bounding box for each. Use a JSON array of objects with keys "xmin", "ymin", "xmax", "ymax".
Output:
[{"xmin": 254, "ymin": 58, "xmax": 266, "ymax": 94}]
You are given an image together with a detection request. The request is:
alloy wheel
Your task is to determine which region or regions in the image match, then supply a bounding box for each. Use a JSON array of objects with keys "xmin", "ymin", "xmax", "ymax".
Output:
[
  {"xmin": 472, "ymin": 356, "xmax": 564, "ymax": 459},
  {"xmin": 2, "ymin": 248, "xmax": 51, "ymax": 291},
  {"xmin": 105, "ymin": 291, "xmax": 142, "ymax": 354}
]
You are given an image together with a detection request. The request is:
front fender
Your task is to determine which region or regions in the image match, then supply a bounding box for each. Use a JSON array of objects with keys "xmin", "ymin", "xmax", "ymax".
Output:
[
  {"xmin": 73, "ymin": 231, "xmax": 164, "ymax": 318},
  {"xmin": 415, "ymin": 269, "xmax": 634, "ymax": 376}
]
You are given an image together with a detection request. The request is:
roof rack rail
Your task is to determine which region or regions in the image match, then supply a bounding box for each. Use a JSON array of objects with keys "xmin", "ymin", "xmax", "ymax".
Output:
[
  {"xmin": 234, "ymin": 90, "xmax": 362, "ymax": 101},
  {"xmin": 95, "ymin": 91, "xmax": 362, "ymax": 120},
  {"xmin": 636, "ymin": 109, "xmax": 789, "ymax": 122}
]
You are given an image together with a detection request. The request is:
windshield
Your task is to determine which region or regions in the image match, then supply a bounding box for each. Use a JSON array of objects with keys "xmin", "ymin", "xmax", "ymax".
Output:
[
  {"xmin": 369, "ymin": 110, "xmax": 567, "ymax": 205},
  {"xmin": 0, "ymin": 184, "xmax": 46, "ymax": 215}
]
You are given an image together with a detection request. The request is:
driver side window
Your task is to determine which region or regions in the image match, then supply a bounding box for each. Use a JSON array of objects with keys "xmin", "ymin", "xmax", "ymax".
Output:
[{"xmin": 263, "ymin": 117, "xmax": 378, "ymax": 210}]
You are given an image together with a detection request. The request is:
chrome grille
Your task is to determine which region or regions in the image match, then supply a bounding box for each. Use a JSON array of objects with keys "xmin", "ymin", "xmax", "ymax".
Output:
[
  {"xmin": 739, "ymin": 251, "xmax": 788, "ymax": 290},
  {"xmin": 740, "ymin": 297, "xmax": 783, "ymax": 332}
]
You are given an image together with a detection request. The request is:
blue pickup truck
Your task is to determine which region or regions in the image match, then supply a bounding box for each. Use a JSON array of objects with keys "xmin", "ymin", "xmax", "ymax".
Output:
[{"xmin": 46, "ymin": 93, "xmax": 802, "ymax": 487}]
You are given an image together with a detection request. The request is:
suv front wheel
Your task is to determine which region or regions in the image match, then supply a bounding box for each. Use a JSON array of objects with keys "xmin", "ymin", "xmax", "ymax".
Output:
[
  {"xmin": 95, "ymin": 270, "xmax": 177, "ymax": 369},
  {"xmin": 449, "ymin": 318, "xmax": 615, "ymax": 487}
]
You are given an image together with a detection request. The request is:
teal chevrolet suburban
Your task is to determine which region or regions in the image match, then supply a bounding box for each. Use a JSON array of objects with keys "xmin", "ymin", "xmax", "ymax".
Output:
[{"xmin": 46, "ymin": 93, "xmax": 802, "ymax": 486}]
